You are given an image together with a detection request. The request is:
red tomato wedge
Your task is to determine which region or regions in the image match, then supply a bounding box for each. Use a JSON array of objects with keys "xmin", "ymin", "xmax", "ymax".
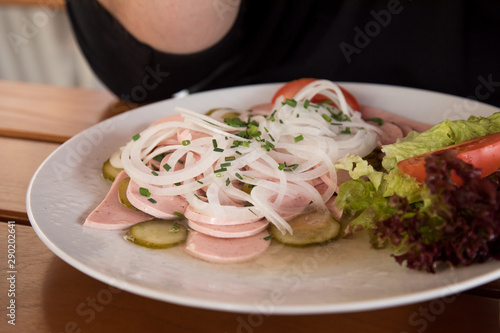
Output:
[
  {"xmin": 271, "ymin": 78, "xmax": 361, "ymax": 111},
  {"xmin": 398, "ymin": 132, "xmax": 500, "ymax": 183}
]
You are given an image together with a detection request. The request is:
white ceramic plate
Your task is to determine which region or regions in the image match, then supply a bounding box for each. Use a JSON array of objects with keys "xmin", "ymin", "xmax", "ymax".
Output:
[{"xmin": 27, "ymin": 83, "xmax": 500, "ymax": 314}]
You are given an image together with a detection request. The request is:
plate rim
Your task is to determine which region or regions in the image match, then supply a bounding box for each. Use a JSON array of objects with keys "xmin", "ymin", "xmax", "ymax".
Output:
[{"xmin": 26, "ymin": 81, "xmax": 500, "ymax": 314}]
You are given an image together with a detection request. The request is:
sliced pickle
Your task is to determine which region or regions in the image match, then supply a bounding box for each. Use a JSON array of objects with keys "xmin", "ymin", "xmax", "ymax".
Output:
[
  {"xmin": 221, "ymin": 111, "xmax": 240, "ymax": 119},
  {"xmin": 241, "ymin": 183, "xmax": 255, "ymax": 194},
  {"xmin": 102, "ymin": 159, "xmax": 123, "ymax": 182},
  {"xmin": 118, "ymin": 177, "xmax": 138, "ymax": 210},
  {"xmin": 205, "ymin": 108, "xmax": 220, "ymax": 116},
  {"xmin": 269, "ymin": 211, "xmax": 340, "ymax": 246},
  {"xmin": 205, "ymin": 108, "xmax": 240, "ymax": 119},
  {"xmin": 125, "ymin": 219, "xmax": 188, "ymax": 249}
]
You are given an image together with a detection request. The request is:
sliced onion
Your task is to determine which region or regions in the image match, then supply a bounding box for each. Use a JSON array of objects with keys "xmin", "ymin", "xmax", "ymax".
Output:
[{"xmin": 118, "ymin": 80, "xmax": 381, "ymax": 235}]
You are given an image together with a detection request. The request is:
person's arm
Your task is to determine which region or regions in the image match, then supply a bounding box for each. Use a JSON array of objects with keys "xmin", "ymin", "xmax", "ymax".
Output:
[{"xmin": 97, "ymin": 0, "xmax": 241, "ymax": 54}]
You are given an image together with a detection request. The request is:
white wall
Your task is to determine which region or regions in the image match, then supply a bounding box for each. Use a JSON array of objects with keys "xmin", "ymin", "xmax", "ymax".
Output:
[{"xmin": 0, "ymin": 4, "xmax": 102, "ymax": 89}]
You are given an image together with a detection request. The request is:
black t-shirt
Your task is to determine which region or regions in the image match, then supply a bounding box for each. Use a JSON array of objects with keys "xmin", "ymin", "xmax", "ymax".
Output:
[{"xmin": 66, "ymin": 0, "xmax": 500, "ymax": 107}]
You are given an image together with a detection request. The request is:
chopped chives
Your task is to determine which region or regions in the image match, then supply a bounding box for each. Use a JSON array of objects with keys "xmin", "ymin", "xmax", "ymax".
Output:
[
  {"xmin": 214, "ymin": 167, "xmax": 227, "ymax": 173},
  {"xmin": 213, "ymin": 147, "xmax": 224, "ymax": 153},
  {"xmin": 139, "ymin": 187, "xmax": 151, "ymax": 197},
  {"xmin": 225, "ymin": 156, "xmax": 236, "ymax": 161},
  {"xmin": 132, "ymin": 133, "xmax": 140, "ymax": 141},
  {"xmin": 170, "ymin": 224, "xmax": 180, "ymax": 232},
  {"xmin": 248, "ymin": 208, "xmax": 258, "ymax": 216},
  {"xmin": 341, "ymin": 127, "xmax": 351, "ymax": 134},
  {"xmin": 294, "ymin": 134, "xmax": 304, "ymax": 142},
  {"xmin": 163, "ymin": 163, "xmax": 171, "ymax": 171},
  {"xmin": 235, "ymin": 173, "xmax": 243, "ymax": 180},
  {"xmin": 235, "ymin": 151, "xmax": 242, "ymax": 155},
  {"xmin": 322, "ymin": 114, "xmax": 332, "ymax": 122},
  {"xmin": 220, "ymin": 162, "xmax": 232, "ymax": 168},
  {"xmin": 212, "ymin": 139, "xmax": 218, "ymax": 148},
  {"xmin": 283, "ymin": 98, "xmax": 297, "ymax": 107},
  {"xmin": 264, "ymin": 235, "xmax": 272, "ymax": 241},
  {"xmin": 248, "ymin": 124, "xmax": 261, "ymax": 138},
  {"xmin": 151, "ymin": 170, "xmax": 159, "ymax": 176},
  {"xmin": 261, "ymin": 140, "xmax": 274, "ymax": 151},
  {"xmin": 173, "ymin": 212, "xmax": 184, "ymax": 218},
  {"xmin": 268, "ymin": 133, "xmax": 275, "ymax": 142},
  {"xmin": 182, "ymin": 140, "xmax": 191, "ymax": 146},
  {"xmin": 148, "ymin": 198, "xmax": 157, "ymax": 204},
  {"xmin": 269, "ymin": 110, "xmax": 277, "ymax": 121},
  {"xmin": 367, "ymin": 117, "xmax": 384, "ymax": 126},
  {"xmin": 304, "ymin": 99, "xmax": 310, "ymax": 108},
  {"xmin": 174, "ymin": 182, "xmax": 182, "ymax": 186},
  {"xmin": 153, "ymin": 153, "xmax": 166, "ymax": 163},
  {"xmin": 225, "ymin": 178, "xmax": 230, "ymax": 186},
  {"xmin": 197, "ymin": 180, "xmax": 204, "ymax": 184}
]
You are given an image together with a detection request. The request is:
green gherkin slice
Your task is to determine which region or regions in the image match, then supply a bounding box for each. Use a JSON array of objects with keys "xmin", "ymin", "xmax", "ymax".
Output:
[
  {"xmin": 118, "ymin": 177, "xmax": 138, "ymax": 210},
  {"xmin": 102, "ymin": 159, "xmax": 123, "ymax": 182},
  {"xmin": 270, "ymin": 211, "xmax": 340, "ymax": 246},
  {"xmin": 125, "ymin": 219, "xmax": 187, "ymax": 249}
]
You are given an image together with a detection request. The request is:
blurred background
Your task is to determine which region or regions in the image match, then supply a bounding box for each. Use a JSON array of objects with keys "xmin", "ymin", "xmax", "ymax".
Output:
[{"xmin": 0, "ymin": 0, "xmax": 102, "ymax": 89}]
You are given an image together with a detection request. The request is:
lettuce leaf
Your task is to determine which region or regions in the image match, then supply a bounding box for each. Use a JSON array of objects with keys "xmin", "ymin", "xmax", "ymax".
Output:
[
  {"xmin": 335, "ymin": 112, "xmax": 500, "ymax": 272},
  {"xmin": 381, "ymin": 112, "xmax": 500, "ymax": 171},
  {"xmin": 373, "ymin": 151, "xmax": 500, "ymax": 273},
  {"xmin": 335, "ymin": 154, "xmax": 427, "ymax": 233}
]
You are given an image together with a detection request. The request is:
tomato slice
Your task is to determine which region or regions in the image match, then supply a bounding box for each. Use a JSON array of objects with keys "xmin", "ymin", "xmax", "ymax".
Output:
[
  {"xmin": 271, "ymin": 78, "xmax": 361, "ymax": 111},
  {"xmin": 397, "ymin": 132, "xmax": 500, "ymax": 183}
]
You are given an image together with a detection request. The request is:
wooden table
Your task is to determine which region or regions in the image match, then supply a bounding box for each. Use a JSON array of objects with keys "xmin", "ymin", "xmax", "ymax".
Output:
[{"xmin": 1, "ymin": 80, "xmax": 499, "ymax": 332}]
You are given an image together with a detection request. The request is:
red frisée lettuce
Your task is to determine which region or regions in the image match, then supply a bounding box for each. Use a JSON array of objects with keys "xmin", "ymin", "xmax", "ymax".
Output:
[
  {"xmin": 335, "ymin": 112, "xmax": 500, "ymax": 273},
  {"xmin": 374, "ymin": 150, "xmax": 500, "ymax": 273}
]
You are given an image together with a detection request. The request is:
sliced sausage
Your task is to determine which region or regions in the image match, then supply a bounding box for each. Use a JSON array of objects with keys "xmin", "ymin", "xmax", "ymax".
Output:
[
  {"xmin": 126, "ymin": 179, "xmax": 188, "ymax": 219},
  {"xmin": 184, "ymin": 230, "xmax": 271, "ymax": 264},
  {"xmin": 184, "ymin": 205, "xmax": 263, "ymax": 225},
  {"xmin": 361, "ymin": 105, "xmax": 432, "ymax": 135},
  {"xmin": 187, "ymin": 219, "xmax": 269, "ymax": 238},
  {"xmin": 84, "ymin": 171, "xmax": 152, "ymax": 230}
]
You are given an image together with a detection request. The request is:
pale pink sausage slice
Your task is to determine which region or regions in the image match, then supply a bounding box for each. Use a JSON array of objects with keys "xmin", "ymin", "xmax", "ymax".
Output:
[
  {"xmin": 187, "ymin": 219, "xmax": 269, "ymax": 238},
  {"xmin": 376, "ymin": 121, "xmax": 405, "ymax": 145},
  {"xmin": 150, "ymin": 114, "xmax": 184, "ymax": 126},
  {"xmin": 360, "ymin": 105, "xmax": 432, "ymax": 135},
  {"xmin": 184, "ymin": 205, "xmax": 263, "ymax": 225},
  {"xmin": 177, "ymin": 128, "xmax": 208, "ymax": 143},
  {"xmin": 126, "ymin": 180, "xmax": 188, "ymax": 219},
  {"xmin": 248, "ymin": 103, "xmax": 273, "ymax": 116},
  {"xmin": 84, "ymin": 171, "xmax": 152, "ymax": 230},
  {"xmin": 184, "ymin": 230, "xmax": 271, "ymax": 264},
  {"xmin": 325, "ymin": 195, "xmax": 343, "ymax": 221}
]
